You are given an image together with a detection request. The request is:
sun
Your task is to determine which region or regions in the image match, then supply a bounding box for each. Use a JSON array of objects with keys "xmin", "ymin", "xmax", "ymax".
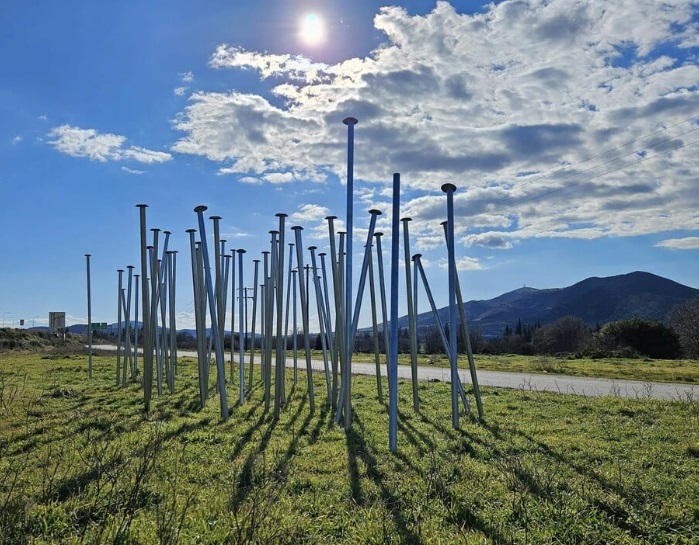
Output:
[{"xmin": 299, "ymin": 13, "xmax": 325, "ymax": 46}]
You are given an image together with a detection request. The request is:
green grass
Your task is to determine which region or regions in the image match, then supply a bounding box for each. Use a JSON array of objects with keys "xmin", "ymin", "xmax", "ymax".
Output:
[
  {"xmin": 1, "ymin": 352, "xmax": 698, "ymax": 544},
  {"xmin": 338, "ymin": 350, "xmax": 699, "ymax": 384}
]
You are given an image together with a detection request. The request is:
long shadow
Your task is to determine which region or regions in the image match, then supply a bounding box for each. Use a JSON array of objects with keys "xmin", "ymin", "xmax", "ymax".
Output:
[
  {"xmin": 507, "ymin": 427, "xmax": 649, "ymax": 539},
  {"xmin": 346, "ymin": 414, "xmax": 422, "ymax": 544}
]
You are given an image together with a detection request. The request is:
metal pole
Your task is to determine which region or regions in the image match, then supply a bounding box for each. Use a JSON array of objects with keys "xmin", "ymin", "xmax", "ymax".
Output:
[
  {"xmin": 194, "ymin": 205, "xmax": 230, "ymax": 421},
  {"xmin": 124, "ymin": 265, "xmax": 134, "ymax": 386},
  {"xmin": 136, "ymin": 204, "xmax": 152, "ymax": 412},
  {"xmin": 389, "ymin": 173, "xmax": 400, "ymax": 452},
  {"xmin": 343, "ymin": 116, "xmax": 358, "ymax": 431},
  {"xmin": 238, "ymin": 249, "xmax": 246, "ymax": 404},
  {"xmin": 292, "ymin": 225, "xmax": 315, "ymax": 413},
  {"xmin": 85, "ymin": 254, "xmax": 93, "ymax": 379},
  {"xmin": 402, "ymin": 217, "xmax": 419, "ymax": 412},
  {"xmin": 275, "ymin": 213, "xmax": 288, "ymax": 418},
  {"xmin": 310, "ymin": 246, "xmax": 331, "ymax": 401},
  {"xmin": 319, "ymin": 252, "xmax": 336, "ymax": 399},
  {"xmin": 413, "ymin": 254, "xmax": 469, "ymax": 411},
  {"xmin": 325, "ymin": 216, "xmax": 342, "ymax": 410},
  {"xmin": 367, "ymin": 243, "xmax": 382, "ymax": 401},
  {"xmin": 292, "ymin": 268, "xmax": 298, "ymax": 384},
  {"xmin": 133, "ymin": 273, "xmax": 139, "ymax": 377},
  {"xmin": 116, "ymin": 269, "xmax": 123, "ymax": 387},
  {"xmin": 187, "ymin": 229, "xmax": 207, "ymax": 407},
  {"xmin": 442, "ymin": 183, "xmax": 459, "ymax": 429},
  {"xmin": 374, "ymin": 232, "xmax": 391, "ymax": 384},
  {"xmin": 249, "ymin": 259, "xmax": 260, "ymax": 390},
  {"xmin": 440, "ymin": 221, "xmax": 484, "ymax": 419}
]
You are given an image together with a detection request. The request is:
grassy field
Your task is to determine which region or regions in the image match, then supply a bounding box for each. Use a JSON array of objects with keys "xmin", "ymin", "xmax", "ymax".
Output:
[
  {"xmin": 341, "ymin": 351, "xmax": 699, "ymax": 384},
  {"xmin": 1, "ymin": 352, "xmax": 698, "ymax": 544}
]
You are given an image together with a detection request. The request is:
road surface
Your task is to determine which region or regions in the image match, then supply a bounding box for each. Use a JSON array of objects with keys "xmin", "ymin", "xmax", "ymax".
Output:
[{"xmin": 91, "ymin": 345, "xmax": 696, "ymax": 401}]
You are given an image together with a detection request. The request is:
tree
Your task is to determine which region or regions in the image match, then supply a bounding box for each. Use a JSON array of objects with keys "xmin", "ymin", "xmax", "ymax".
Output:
[
  {"xmin": 598, "ymin": 319, "xmax": 681, "ymax": 359},
  {"xmin": 668, "ymin": 299, "xmax": 699, "ymax": 358},
  {"xmin": 532, "ymin": 315, "xmax": 590, "ymax": 354}
]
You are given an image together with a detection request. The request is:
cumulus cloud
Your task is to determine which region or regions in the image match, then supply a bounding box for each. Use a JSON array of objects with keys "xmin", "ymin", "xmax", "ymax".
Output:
[
  {"xmin": 174, "ymin": 86, "xmax": 188, "ymax": 96},
  {"xmin": 655, "ymin": 237, "xmax": 699, "ymax": 250},
  {"xmin": 170, "ymin": 0, "xmax": 699, "ymax": 249},
  {"xmin": 48, "ymin": 125, "xmax": 172, "ymax": 164},
  {"xmin": 291, "ymin": 203, "xmax": 329, "ymax": 223}
]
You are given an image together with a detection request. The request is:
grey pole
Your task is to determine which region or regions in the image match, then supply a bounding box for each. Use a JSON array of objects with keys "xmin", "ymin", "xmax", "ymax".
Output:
[
  {"xmin": 389, "ymin": 173, "xmax": 401, "ymax": 452},
  {"xmin": 275, "ymin": 214, "xmax": 288, "ymax": 418},
  {"xmin": 309, "ymin": 246, "xmax": 331, "ymax": 401},
  {"xmin": 124, "ymin": 265, "xmax": 134, "ymax": 386},
  {"xmin": 85, "ymin": 254, "xmax": 93, "ymax": 379},
  {"xmin": 194, "ymin": 205, "xmax": 230, "ymax": 421},
  {"xmin": 349, "ymin": 209, "xmax": 381, "ymax": 342},
  {"xmin": 169, "ymin": 251, "xmax": 178, "ymax": 383},
  {"xmin": 249, "ymin": 259, "xmax": 260, "ymax": 390},
  {"xmin": 343, "ymin": 116, "xmax": 358, "ymax": 431},
  {"xmin": 401, "ymin": 217, "xmax": 419, "ymax": 412},
  {"xmin": 367, "ymin": 243, "xmax": 383, "ymax": 401},
  {"xmin": 229, "ymin": 249, "xmax": 237, "ymax": 380},
  {"xmin": 133, "ymin": 273, "xmax": 139, "ymax": 377},
  {"xmin": 325, "ymin": 216, "xmax": 343, "ymax": 410},
  {"xmin": 237, "ymin": 249, "xmax": 246, "ymax": 404},
  {"xmin": 318, "ymin": 252, "xmax": 336, "ymax": 400},
  {"xmin": 116, "ymin": 269, "xmax": 124, "ymax": 387},
  {"xmin": 440, "ymin": 221, "xmax": 484, "ymax": 419},
  {"xmin": 187, "ymin": 228, "xmax": 207, "ymax": 407},
  {"xmin": 374, "ymin": 232, "xmax": 391, "ymax": 383},
  {"xmin": 442, "ymin": 183, "xmax": 459, "ymax": 429},
  {"xmin": 136, "ymin": 204, "xmax": 152, "ymax": 412},
  {"xmin": 413, "ymin": 253, "xmax": 470, "ymax": 411},
  {"xmin": 292, "ymin": 225, "xmax": 315, "ymax": 413},
  {"xmin": 292, "ymin": 268, "xmax": 298, "ymax": 384},
  {"xmin": 283, "ymin": 243, "xmax": 294, "ymax": 370},
  {"xmin": 334, "ymin": 231, "xmax": 347, "ymax": 423}
]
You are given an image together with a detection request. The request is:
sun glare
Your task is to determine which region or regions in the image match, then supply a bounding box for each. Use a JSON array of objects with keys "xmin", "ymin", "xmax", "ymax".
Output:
[{"xmin": 300, "ymin": 13, "xmax": 325, "ymax": 46}]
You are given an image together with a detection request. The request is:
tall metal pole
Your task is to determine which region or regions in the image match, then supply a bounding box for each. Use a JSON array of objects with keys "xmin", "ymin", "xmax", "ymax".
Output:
[
  {"xmin": 237, "ymin": 249, "xmax": 246, "ymax": 404},
  {"xmin": 343, "ymin": 116, "xmax": 358, "ymax": 431},
  {"xmin": 292, "ymin": 225, "xmax": 315, "ymax": 413},
  {"xmin": 442, "ymin": 183, "xmax": 459, "ymax": 429},
  {"xmin": 85, "ymin": 254, "xmax": 93, "ymax": 379},
  {"xmin": 438, "ymin": 222, "xmax": 483, "ymax": 418},
  {"xmin": 368, "ymin": 242, "xmax": 382, "ymax": 401},
  {"xmin": 309, "ymin": 246, "xmax": 331, "ymax": 401},
  {"xmin": 249, "ymin": 259, "xmax": 260, "ymax": 390},
  {"xmin": 326, "ymin": 216, "xmax": 343, "ymax": 410},
  {"xmin": 194, "ymin": 205, "xmax": 230, "ymax": 421},
  {"xmin": 374, "ymin": 232, "xmax": 391, "ymax": 384},
  {"xmin": 116, "ymin": 269, "xmax": 124, "ymax": 387},
  {"xmin": 124, "ymin": 265, "xmax": 134, "ymax": 387},
  {"xmin": 133, "ymin": 273, "xmax": 139, "ymax": 377},
  {"xmin": 401, "ymin": 217, "xmax": 419, "ymax": 412},
  {"xmin": 275, "ymin": 213, "xmax": 287, "ymax": 418},
  {"xmin": 136, "ymin": 204, "xmax": 152, "ymax": 412},
  {"xmin": 389, "ymin": 173, "xmax": 401, "ymax": 452}
]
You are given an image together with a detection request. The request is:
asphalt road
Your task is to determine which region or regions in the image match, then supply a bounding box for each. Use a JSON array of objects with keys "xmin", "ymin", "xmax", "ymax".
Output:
[{"xmin": 91, "ymin": 345, "xmax": 696, "ymax": 402}]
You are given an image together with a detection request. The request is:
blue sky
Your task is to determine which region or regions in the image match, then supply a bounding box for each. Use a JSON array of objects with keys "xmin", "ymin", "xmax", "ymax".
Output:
[{"xmin": 1, "ymin": 0, "xmax": 698, "ymax": 330}]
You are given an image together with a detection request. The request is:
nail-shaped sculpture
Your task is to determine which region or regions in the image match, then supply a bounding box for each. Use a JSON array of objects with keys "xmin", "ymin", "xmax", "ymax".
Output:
[
  {"xmin": 195, "ymin": 205, "xmax": 229, "ymax": 421},
  {"xmin": 441, "ymin": 183, "xmax": 459, "ymax": 429},
  {"xmin": 85, "ymin": 254, "xmax": 93, "ymax": 379}
]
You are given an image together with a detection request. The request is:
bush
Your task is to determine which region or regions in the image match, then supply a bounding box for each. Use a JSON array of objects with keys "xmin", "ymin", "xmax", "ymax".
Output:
[
  {"xmin": 532, "ymin": 316, "xmax": 590, "ymax": 355},
  {"xmin": 597, "ymin": 318, "xmax": 681, "ymax": 359}
]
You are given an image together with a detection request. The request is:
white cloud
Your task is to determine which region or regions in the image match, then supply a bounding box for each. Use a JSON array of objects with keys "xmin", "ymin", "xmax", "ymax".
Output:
[
  {"xmin": 48, "ymin": 125, "xmax": 172, "ymax": 164},
  {"xmin": 291, "ymin": 203, "xmax": 329, "ymax": 223},
  {"xmin": 170, "ymin": 0, "xmax": 699, "ymax": 246},
  {"xmin": 120, "ymin": 166, "xmax": 145, "ymax": 175},
  {"xmin": 11, "ymin": 136, "xmax": 22, "ymax": 144},
  {"xmin": 179, "ymin": 71, "xmax": 194, "ymax": 83},
  {"xmin": 437, "ymin": 256, "xmax": 483, "ymax": 271},
  {"xmin": 174, "ymin": 86, "xmax": 188, "ymax": 96},
  {"xmin": 655, "ymin": 237, "xmax": 699, "ymax": 250}
]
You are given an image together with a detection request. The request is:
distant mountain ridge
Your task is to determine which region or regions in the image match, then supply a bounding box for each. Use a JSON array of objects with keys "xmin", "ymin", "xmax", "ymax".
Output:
[{"xmin": 400, "ymin": 271, "xmax": 699, "ymax": 337}]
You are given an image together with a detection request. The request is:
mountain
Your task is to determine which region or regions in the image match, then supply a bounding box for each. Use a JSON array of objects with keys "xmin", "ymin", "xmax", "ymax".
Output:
[{"xmin": 399, "ymin": 271, "xmax": 699, "ymax": 338}]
